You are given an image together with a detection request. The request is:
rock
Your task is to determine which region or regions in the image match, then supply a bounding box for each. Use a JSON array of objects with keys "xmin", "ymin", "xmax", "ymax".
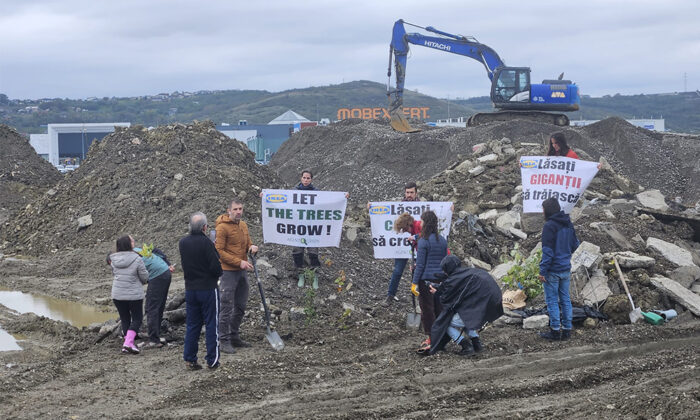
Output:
[
  {"xmin": 523, "ymin": 315, "xmax": 549, "ymax": 329},
  {"xmin": 604, "ymin": 210, "xmax": 615, "ymax": 219},
  {"xmin": 98, "ymin": 321, "xmax": 118, "ymax": 336},
  {"xmin": 650, "ymin": 275, "xmax": 700, "ymax": 316},
  {"xmin": 590, "ymin": 223, "xmax": 633, "ymax": 250},
  {"xmin": 608, "ymin": 251, "xmax": 655, "ymax": 269},
  {"xmin": 469, "ymin": 257, "xmax": 491, "ymax": 271},
  {"xmin": 583, "ymin": 318, "xmax": 598, "ymax": 328},
  {"xmin": 509, "ymin": 227, "xmax": 527, "ymax": 240},
  {"xmin": 174, "ymin": 173, "xmax": 184, "ymax": 181},
  {"xmin": 289, "ymin": 307, "xmax": 306, "ymax": 322},
  {"xmin": 490, "ymin": 261, "xmax": 516, "ymax": 281},
  {"xmin": 610, "ymin": 189, "xmax": 624, "ymax": 198},
  {"xmin": 345, "ymin": 227, "xmax": 358, "ymax": 242},
  {"xmin": 477, "ymin": 153, "xmax": 498, "ymax": 163},
  {"xmin": 46, "ymin": 188, "xmax": 57, "ymax": 196},
  {"xmin": 166, "ymin": 292, "xmax": 186, "ymax": 311},
  {"xmin": 692, "ymin": 282, "xmax": 700, "ymax": 294},
  {"xmin": 77, "ymin": 214, "xmax": 93, "ymax": 229},
  {"xmin": 667, "ymin": 265, "xmax": 700, "ymax": 289},
  {"xmin": 496, "ymin": 211, "xmax": 520, "ymax": 230},
  {"xmin": 468, "ymin": 166, "xmax": 485, "ymax": 176},
  {"xmin": 581, "ymin": 269, "xmax": 612, "ymax": 306},
  {"xmin": 267, "ymin": 267, "xmax": 279, "ymax": 279},
  {"xmin": 479, "ymin": 196, "xmax": 510, "ymax": 210},
  {"xmin": 455, "ymin": 160, "xmax": 476, "ymax": 174},
  {"xmin": 609, "ymin": 199, "xmax": 638, "ymax": 212},
  {"xmin": 636, "ymin": 189, "xmax": 669, "ymax": 211},
  {"xmin": 164, "ymin": 308, "xmax": 186, "ymax": 323},
  {"xmin": 342, "ymin": 302, "xmax": 355, "ymax": 312},
  {"xmin": 472, "ymin": 143, "xmax": 487, "ymax": 155},
  {"xmin": 94, "ymin": 297, "xmax": 111, "ymax": 305},
  {"xmin": 571, "ymin": 241, "xmax": 602, "ymax": 276},
  {"xmin": 510, "ymin": 192, "xmax": 522, "ymax": 205},
  {"xmin": 131, "ymin": 138, "xmax": 141, "ymax": 145},
  {"xmin": 646, "ymin": 237, "xmax": 695, "ymax": 267},
  {"xmin": 478, "ymin": 209, "xmax": 499, "ymax": 221}
]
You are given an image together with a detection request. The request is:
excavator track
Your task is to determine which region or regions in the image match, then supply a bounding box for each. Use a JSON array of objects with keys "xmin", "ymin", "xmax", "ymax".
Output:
[{"xmin": 467, "ymin": 111, "xmax": 569, "ymax": 127}]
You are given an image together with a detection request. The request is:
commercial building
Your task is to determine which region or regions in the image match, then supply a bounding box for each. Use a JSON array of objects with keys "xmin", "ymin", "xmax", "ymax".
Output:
[{"xmin": 30, "ymin": 122, "xmax": 130, "ymax": 166}]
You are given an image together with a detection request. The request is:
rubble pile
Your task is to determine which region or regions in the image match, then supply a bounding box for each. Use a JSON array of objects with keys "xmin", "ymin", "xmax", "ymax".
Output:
[
  {"xmin": 0, "ymin": 124, "xmax": 61, "ymax": 223},
  {"xmin": 1, "ymin": 121, "xmax": 283, "ymax": 260}
]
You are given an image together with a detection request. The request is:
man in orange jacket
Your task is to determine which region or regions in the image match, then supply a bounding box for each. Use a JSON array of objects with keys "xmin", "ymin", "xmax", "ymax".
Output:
[{"xmin": 215, "ymin": 197, "xmax": 258, "ymax": 354}]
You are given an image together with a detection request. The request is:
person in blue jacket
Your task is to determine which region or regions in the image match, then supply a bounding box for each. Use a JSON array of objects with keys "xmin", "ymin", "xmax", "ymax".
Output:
[
  {"xmin": 411, "ymin": 210, "xmax": 448, "ymax": 352},
  {"xmin": 539, "ymin": 197, "xmax": 580, "ymax": 341},
  {"xmin": 133, "ymin": 241, "xmax": 174, "ymax": 349}
]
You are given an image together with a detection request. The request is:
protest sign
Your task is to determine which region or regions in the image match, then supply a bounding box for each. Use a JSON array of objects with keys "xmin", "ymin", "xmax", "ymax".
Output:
[
  {"xmin": 261, "ymin": 189, "xmax": 347, "ymax": 247},
  {"xmin": 368, "ymin": 201, "xmax": 453, "ymax": 259},
  {"xmin": 520, "ymin": 156, "xmax": 599, "ymax": 213}
]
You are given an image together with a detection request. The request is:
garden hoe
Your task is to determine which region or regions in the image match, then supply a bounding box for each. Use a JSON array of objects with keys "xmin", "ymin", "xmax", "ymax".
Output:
[
  {"xmin": 250, "ymin": 253, "xmax": 285, "ymax": 351},
  {"xmin": 405, "ymin": 247, "xmax": 421, "ymax": 329},
  {"xmin": 612, "ymin": 257, "xmax": 643, "ymax": 324}
]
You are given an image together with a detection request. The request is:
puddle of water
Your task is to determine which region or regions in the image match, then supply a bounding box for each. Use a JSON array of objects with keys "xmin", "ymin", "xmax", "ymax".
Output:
[
  {"xmin": 0, "ymin": 328, "xmax": 22, "ymax": 351},
  {"xmin": 0, "ymin": 289, "xmax": 116, "ymax": 328}
]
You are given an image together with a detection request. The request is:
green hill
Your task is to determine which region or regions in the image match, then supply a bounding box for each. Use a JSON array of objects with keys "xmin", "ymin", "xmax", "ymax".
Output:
[{"xmin": 1, "ymin": 82, "xmax": 698, "ymax": 134}]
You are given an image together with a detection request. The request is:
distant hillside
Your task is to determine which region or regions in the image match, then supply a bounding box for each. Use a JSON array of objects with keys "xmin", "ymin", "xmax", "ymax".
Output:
[{"xmin": 1, "ymin": 82, "xmax": 698, "ymax": 134}]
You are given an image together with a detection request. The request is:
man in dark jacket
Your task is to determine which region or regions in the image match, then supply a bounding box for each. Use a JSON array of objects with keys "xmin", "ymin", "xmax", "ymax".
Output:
[
  {"xmin": 179, "ymin": 212, "xmax": 223, "ymax": 370},
  {"xmin": 539, "ymin": 197, "xmax": 580, "ymax": 341},
  {"xmin": 425, "ymin": 255, "xmax": 503, "ymax": 356}
]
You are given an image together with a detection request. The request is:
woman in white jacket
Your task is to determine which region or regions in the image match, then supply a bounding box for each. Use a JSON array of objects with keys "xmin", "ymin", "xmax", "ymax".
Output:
[{"xmin": 109, "ymin": 235, "xmax": 149, "ymax": 354}]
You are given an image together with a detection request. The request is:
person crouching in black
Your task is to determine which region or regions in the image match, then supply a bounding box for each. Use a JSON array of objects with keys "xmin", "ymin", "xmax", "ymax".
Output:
[{"xmin": 422, "ymin": 255, "xmax": 504, "ymax": 356}]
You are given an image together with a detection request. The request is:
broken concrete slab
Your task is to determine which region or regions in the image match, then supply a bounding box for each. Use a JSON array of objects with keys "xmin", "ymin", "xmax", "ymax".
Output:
[
  {"xmin": 606, "ymin": 251, "xmax": 655, "ymax": 269},
  {"xmin": 667, "ymin": 265, "xmax": 700, "ymax": 289},
  {"xmin": 478, "ymin": 209, "xmax": 499, "ymax": 221},
  {"xmin": 496, "ymin": 211, "xmax": 520, "ymax": 230},
  {"xmin": 523, "ymin": 315, "xmax": 549, "ymax": 329},
  {"xmin": 490, "ymin": 261, "xmax": 516, "ymax": 281},
  {"xmin": 650, "ymin": 275, "xmax": 700, "ymax": 316},
  {"xmin": 571, "ymin": 241, "xmax": 602, "ymax": 275},
  {"xmin": 468, "ymin": 166, "xmax": 485, "ymax": 176},
  {"xmin": 455, "ymin": 159, "xmax": 476, "ymax": 174},
  {"xmin": 469, "ymin": 257, "xmax": 492, "ymax": 272},
  {"xmin": 509, "ymin": 227, "xmax": 527, "ymax": 240},
  {"xmin": 590, "ymin": 222, "xmax": 633, "ymax": 250},
  {"xmin": 646, "ymin": 237, "xmax": 695, "ymax": 267},
  {"xmin": 636, "ymin": 189, "xmax": 669, "ymax": 211},
  {"xmin": 477, "ymin": 153, "xmax": 498, "ymax": 163},
  {"xmin": 581, "ymin": 269, "xmax": 613, "ymax": 306}
]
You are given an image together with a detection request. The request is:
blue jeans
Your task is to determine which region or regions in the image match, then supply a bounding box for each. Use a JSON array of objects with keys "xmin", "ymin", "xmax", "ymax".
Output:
[
  {"xmin": 184, "ymin": 288, "xmax": 220, "ymax": 367},
  {"xmin": 387, "ymin": 258, "xmax": 408, "ymax": 297},
  {"xmin": 446, "ymin": 313, "xmax": 479, "ymax": 344},
  {"xmin": 542, "ymin": 271, "xmax": 573, "ymax": 330}
]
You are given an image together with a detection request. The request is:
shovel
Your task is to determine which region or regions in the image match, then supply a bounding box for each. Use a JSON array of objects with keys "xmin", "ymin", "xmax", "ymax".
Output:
[
  {"xmin": 406, "ymin": 247, "xmax": 421, "ymax": 329},
  {"xmin": 612, "ymin": 257, "xmax": 643, "ymax": 323},
  {"xmin": 250, "ymin": 254, "xmax": 285, "ymax": 351}
]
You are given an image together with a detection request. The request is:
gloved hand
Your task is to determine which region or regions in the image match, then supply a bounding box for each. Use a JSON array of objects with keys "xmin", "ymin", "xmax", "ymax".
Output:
[{"xmin": 411, "ymin": 283, "xmax": 420, "ymax": 297}]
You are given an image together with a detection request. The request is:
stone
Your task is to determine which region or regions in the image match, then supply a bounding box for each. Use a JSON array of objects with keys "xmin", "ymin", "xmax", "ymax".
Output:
[
  {"xmin": 77, "ymin": 214, "xmax": 93, "ymax": 229},
  {"xmin": 511, "ymin": 192, "xmax": 522, "ymax": 205},
  {"xmin": 496, "ymin": 211, "xmax": 520, "ymax": 230},
  {"xmin": 469, "ymin": 257, "xmax": 492, "ymax": 271},
  {"xmin": 164, "ymin": 308, "xmax": 186, "ymax": 323},
  {"xmin": 342, "ymin": 302, "xmax": 355, "ymax": 312},
  {"xmin": 583, "ymin": 318, "xmax": 598, "ymax": 328},
  {"xmin": 345, "ymin": 227, "xmax": 358, "ymax": 242},
  {"xmin": 523, "ymin": 315, "xmax": 549, "ymax": 329},
  {"xmin": 479, "ymin": 197, "xmax": 510, "ymax": 210},
  {"xmin": 477, "ymin": 153, "xmax": 498, "ymax": 163},
  {"xmin": 581, "ymin": 269, "xmax": 612, "ymax": 306},
  {"xmin": 609, "ymin": 251, "xmax": 655, "ymax": 269},
  {"xmin": 604, "ymin": 210, "xmax": 615, "ymax": 219},
  {"xmin": 509, "ymin": 227, "xmax": 527, "ymax": 240},
  {"xmin": 490, "ymin": 261, "xmax": 516, "ymax": 281},
  {"xmin": 650, "ymin": 275, "xmax": 700, "ymax": 316},
  {"xmin": 289, "ymin": 307, "xmax": 306, "ymax": 322},
  {"xmin": 692, "ymin": 282, "xmax": 700, "ymax": 294},
  {"xmin": 455, "ymin": 160, "xmax": 476, "ymax": 174},
  {"xmin": 468, "ymin": 166, "xmax": 485, "ymax": 176},
  {"xmin": 478, "ymin": 209, "xmax": 499, "ymax": 221},
  {"xmin": 667, "ymin": 265, "xmax": 700, "ymax": 289},
  {"xmin": 472, "ymin": 143, "xmax": 487, "ymax": 155},
  {"xmin": 646, "ymin": 237, "xmax": 695, "ymax": 267},
  {"xmin": 267, "ymin": 267, "xmax": 279, "ymax": 279},
  {"xmin": 174, "ymin": 173, "xmax": 184, "ymax": 181},
  {"xmin": 571, "ymin": 241, "xmax": 602, "ymax": 275},
  {"xmin": 46, "ymin": 188, "xmax": 57, "ymax": 196},
  {"xmin": 610, "ymin": 189, "xmax": 624, "ymax": 198},
  {"xmin": 636, "ymin": 189, "xmax": 669, "ymax": 211},
  {"xmin": 94, "ymin": 297, "xmax": 111, "ymax": 305},
  {"xmin": 131, "ymin": 138, "xmax": 141, "ymax": 145}
]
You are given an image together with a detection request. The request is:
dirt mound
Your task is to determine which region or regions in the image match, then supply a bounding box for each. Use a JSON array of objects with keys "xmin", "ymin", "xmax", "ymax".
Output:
[
  {"xmin": 0, "ymin": 121, "xmax": 283, "ymax": 262},
  {"xmin": 0, "ymin": 125, "xmax": 61, "ymax": 223}
]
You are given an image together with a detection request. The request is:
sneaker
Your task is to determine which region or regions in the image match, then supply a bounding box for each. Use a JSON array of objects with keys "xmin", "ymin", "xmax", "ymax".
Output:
[
  {"xmin": 539, "ymin": 328, "xmax": 562, "ymax": 341},
  {"xmin": 221, "ymin": 342, "xmax": 236, "ymax": 354},
  {"xmin": 392, "ymin": 295, "xmax": 400, "ymax": 302},
  {"xmin": 121, "ymin": 347, "xmax": 129, "ymax": 354},
  {"xmin": 560, "ymin": 329, "xmax": 571, "ymax": 341},
  {"xmin": 381, "ymin": 296, "xmax": 393, "ymax": 307},
  {"xmin": 185, "ymin": 361, "xmax": 202, "ymax": 371},
  {"xmin": 471, "ymin": 337, "xmax": 483, "ymax": 353},
  {"xmin": 457, "ymin": 339, "xmax": 475, "ymax": 356},
  {"xmin": 230, "ymin": 337, "xmax": 251, "ymax": 348},
  {"xmin": 207, "ymin": 362, "xmax": 220, "ymax": 370},
  {"xmin": 122, "ymin": 345, "xmax": 140, "ymax": 355}
]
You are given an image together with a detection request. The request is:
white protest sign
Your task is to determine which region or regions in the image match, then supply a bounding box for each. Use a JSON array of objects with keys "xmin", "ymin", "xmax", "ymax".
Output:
[
  {"xmin": 520, "ymin": 156, "xmax": 599, "ymax": 213},
  {"xmin": 261, "ymin": 189, "xmax": 347, "ymax": 247},
  {"xmin": 369, "ymin": 201, "xmax": 453, "ymax": 259}
]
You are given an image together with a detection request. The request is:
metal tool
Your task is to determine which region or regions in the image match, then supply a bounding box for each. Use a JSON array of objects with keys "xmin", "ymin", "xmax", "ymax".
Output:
[{"xmin": 250, "ymin": 254, "xmax": 285, "ymax": 350}]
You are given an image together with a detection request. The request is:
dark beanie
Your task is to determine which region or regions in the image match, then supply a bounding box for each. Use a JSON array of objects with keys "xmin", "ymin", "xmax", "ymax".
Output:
[
  {"xmin": 542, "ymin": 197, "xmax": 561, "ymax": 219},
  {"xmin": 440, "ymin": 255, "xmax": 462, "ymax": 275}
]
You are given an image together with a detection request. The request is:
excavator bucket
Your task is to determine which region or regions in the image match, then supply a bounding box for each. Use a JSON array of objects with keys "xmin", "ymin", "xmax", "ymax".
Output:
[{"xmin": 390, "ymin": 107, "xmax": 421, "ymax": 133}]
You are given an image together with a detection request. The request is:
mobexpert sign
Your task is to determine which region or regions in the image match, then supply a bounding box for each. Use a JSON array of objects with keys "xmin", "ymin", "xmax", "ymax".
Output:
[
  {"xmin": 337, "ymin": 107, "xmax": 430, "ymax": 121},
  {"xmin": 520, "ymin": 156, "xmax": 599, "ymax": 213},
  {"xmin": 261, "ymin": 189, "xmax": 347, "ymax": 247}
]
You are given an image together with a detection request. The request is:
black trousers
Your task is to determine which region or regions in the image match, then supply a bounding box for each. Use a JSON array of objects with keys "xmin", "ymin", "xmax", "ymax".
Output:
[
  {"xmin": 145, "ymin": 271, "xmax": 172, "ymax": 343},
  {"xmin": 219, "ymin": 270, "xmax": 248, "ymax": 342},
  {"xmin": 113, "ymin": 299, "xmax": 143, "ymax": 336}
]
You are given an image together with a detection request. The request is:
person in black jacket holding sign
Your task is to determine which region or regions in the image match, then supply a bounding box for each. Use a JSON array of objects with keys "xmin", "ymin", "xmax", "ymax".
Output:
[{"xmin": 423, "ymin": 255, "xmax": 504, "ymax": 356}]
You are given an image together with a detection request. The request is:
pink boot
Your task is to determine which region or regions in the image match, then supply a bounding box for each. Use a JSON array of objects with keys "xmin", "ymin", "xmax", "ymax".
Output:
[{"xmin": 122, "ymin": 330, "xmax": 140, "ymax": 354}]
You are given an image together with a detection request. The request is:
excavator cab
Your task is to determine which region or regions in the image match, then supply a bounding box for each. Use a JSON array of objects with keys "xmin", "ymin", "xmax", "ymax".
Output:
[{"xmin": 491, "ymin": 67, "xmax": 531, "ymax": 106}]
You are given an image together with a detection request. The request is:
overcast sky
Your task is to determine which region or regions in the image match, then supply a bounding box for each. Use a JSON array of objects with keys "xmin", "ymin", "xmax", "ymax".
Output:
[{"xmin": 1, "ymin": 0, "xmax": 698, "ymax": 100}]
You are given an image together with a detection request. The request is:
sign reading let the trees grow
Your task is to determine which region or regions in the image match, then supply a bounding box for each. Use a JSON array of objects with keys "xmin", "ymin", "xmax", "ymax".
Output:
[{"xmin": 261, "ymin": 189, "xmax": 347, "ymax": 247}]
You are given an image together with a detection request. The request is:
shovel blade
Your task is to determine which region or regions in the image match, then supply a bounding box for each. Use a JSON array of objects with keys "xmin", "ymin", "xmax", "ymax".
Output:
[
  {"xmin": 405, "ymin": 313, "xmax": 421, "ymax": 329},
  {"xmin": 266, "ymin": 330, "xmax": 285, "ymax": 351},
  {"xmin": 629, "ymin": 308, "xmax": 643, "ymax": 324}
]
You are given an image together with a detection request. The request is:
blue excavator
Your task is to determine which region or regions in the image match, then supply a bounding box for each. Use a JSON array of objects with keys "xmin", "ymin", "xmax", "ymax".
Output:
[{"xmin": 387, "ymin": 19, "xmax": 581, "ymax": 132}]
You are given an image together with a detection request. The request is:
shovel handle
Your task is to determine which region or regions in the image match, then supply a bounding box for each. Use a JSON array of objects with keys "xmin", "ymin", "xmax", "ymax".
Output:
[
  {"xmin": 250, "ymin": 253, "xmax": 273, "ymax": 328},
  {"xmin": 613, "ymin": 257, "xmax": 636, "ymax": 309}
]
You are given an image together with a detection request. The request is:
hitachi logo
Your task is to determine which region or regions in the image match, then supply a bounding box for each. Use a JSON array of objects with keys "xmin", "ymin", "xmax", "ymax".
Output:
[{"xmin": 424, "ymin": 41, "xmax": 451, "ymax": 51}]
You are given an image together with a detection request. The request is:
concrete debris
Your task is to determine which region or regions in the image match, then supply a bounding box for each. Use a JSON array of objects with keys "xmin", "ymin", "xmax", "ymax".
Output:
[
  {"xmin": 650, "ymin": 275, "xmax": 700, "ymax": 316},
  {"xmin": 646, "ymin": 237, "xmax": 695, "ymax": 267},
  {"xmin": 523, "ymin": 315, "xmax": 549, "ymax": 329}
]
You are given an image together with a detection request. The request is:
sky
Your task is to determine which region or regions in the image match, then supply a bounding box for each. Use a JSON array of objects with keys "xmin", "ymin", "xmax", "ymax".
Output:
[{"xmin": 1, "ymin": 0, "xmax": 698, "ymax": 100}]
